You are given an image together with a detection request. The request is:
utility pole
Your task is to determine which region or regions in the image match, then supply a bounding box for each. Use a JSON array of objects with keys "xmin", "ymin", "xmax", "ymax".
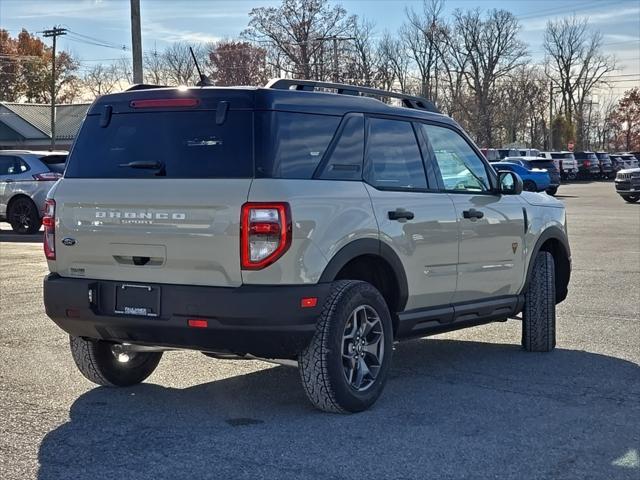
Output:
[
  {"xmin": 42, "ymin": 26, "xmax": 67, "ymax": 151},
  {"xmin": 130, "ymin": 0, "xmax": 143, "ymax": 84},
  {"xmin": 314, "ymin": 36, "xmax": 355, "ymax": 83}
]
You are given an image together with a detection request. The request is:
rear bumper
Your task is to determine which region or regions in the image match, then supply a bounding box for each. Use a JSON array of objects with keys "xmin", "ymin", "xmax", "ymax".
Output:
[{"xmin": 43, "ymin": 274, "xmax": 331, "ymax": 358}]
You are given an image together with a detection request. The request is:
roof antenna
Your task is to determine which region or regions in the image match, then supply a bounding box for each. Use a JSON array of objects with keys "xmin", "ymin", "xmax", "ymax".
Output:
[{"xmin": 189, "ymin": 46, "xmax": 213, "ymax": 86}]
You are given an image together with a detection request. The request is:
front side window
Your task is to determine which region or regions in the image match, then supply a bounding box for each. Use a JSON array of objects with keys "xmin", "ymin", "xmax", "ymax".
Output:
[
  {"xmin": 419, "ymin": 124, "xmax": 491, "ymax": 192},
  {"xmin": 365, "ymin": 118, "xmax": 427, "ymax": 189}
]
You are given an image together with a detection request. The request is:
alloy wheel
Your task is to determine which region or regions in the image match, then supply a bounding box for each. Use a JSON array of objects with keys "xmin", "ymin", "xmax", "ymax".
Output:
[{"xmin": 341, "ymin": 305, "xmax": 385, "ymax": 392}]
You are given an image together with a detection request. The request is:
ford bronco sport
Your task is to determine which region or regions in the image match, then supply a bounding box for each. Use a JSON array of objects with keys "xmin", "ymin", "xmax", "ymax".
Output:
[{"xmin": 43, "ymin": 79, "xmax": 571, "ymax": 413}]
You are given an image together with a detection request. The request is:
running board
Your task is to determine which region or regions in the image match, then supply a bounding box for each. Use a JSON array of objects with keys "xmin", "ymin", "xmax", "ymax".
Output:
[{"xmin": 396, "ymin": 295, "xmax": 524, "ymax": 338}]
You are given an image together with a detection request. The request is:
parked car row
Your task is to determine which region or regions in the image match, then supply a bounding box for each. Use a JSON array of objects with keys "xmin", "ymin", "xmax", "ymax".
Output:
[
  {"xmin": 482, "ymin": 148, "xmax": 640, "ymax": 184},
  {"xmin": 0, "ymin": 150, "xmax": 67, "ymax": 233}
]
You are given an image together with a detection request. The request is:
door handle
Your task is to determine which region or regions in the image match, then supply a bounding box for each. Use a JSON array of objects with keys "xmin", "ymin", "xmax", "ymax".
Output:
[
  {"xmin": 388, "ymin": 209, "xmax": 415, "ymax": 221},
  {"xmin": 463, "ymin": 208, "xmax": 484, "ymax": 220},
  {"xmin": 3, "ymin": 178, "xmax": 13, "ymax": 183}
]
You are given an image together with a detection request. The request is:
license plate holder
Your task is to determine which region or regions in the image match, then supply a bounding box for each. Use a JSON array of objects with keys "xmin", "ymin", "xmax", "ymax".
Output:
[{"xmin": 115, "ymin": 284, "xmax": 160, "ymax": 317}]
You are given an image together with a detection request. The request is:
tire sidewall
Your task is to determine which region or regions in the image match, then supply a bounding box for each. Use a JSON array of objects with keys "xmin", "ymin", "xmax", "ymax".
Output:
[{"xmin": 324, "ymin": 283, "xmax": 393, "ymax": 412}]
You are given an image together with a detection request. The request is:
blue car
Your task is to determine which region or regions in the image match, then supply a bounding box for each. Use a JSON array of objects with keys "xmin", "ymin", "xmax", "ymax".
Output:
[{"xmin": 492, "ymin": 162, "xmax": 551, "ymax": 192}]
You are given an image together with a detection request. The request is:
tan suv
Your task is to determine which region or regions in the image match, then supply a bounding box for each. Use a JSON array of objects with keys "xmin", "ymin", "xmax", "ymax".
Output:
[{"xmin": 43, "ymin": 80, "xmax": 571, "ymax": 413}]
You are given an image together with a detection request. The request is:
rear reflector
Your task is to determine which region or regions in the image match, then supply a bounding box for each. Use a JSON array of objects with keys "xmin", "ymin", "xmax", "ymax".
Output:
[
  {"xmin": 130, "ymin": 98, "xmax": 200, "ymax": 108},
  {"xmin": 301, "ymin": 297, "xmax": 318, "ymax": 308},
  {"xmin": 188, "ymin": 318, "xmax": 208, "ymax": 328}
]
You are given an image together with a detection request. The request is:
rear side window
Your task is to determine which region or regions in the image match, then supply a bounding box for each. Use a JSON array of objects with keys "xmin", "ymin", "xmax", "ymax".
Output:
[
  {"xmin": 364, "ymin": 118, "xmax": 427, "ymax": 189},
  {"xmin": 0, "ymin": 156, "xmax": 29, "ymax": 175},
  {"xmin": 65, "ymin": 111, "xmax": 252, "ymax": 178},
  {"xmin": 256, "ymin": 112, "xmax": 340, "ymax": 179},
  {"xmin": 317, "ymin": 115, "xmax": 364, "ymax": 180}
]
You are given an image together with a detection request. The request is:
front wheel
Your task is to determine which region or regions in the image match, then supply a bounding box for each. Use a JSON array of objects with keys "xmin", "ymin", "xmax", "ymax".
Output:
[
  {"xmin": 70, "ymin": 336, "xmax": 162, "ymax": 386},
  {"xmin": 298, "ymin": 281, "xmax": 393, "ymax": 413},
  {"xmin": 522, "ymin": 251, "xmax": 556, "ymax": 352},
  {"xmin": 622, "ymin": 195, "xmax": 639, "ymax": 203}
]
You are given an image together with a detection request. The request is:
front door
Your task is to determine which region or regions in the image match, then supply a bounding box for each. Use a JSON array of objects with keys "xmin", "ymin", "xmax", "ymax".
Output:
[
  {"xmin": 418, "ymin": 123, "xmax": 526, "ymax": 303},
  {"xmin": 363, "ymin": 117, "xmax": 459, "ymax": 310}
]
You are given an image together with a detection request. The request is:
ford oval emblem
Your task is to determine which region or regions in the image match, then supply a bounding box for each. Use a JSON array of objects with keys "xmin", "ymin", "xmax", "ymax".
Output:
[{"xmin": 62, "ymin": 237, "xmax": 76, "ymax": 246}]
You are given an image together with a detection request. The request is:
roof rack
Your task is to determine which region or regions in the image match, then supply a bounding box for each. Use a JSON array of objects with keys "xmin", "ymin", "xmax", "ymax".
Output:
[{"xmin": 265, "ymin": 78, "xmax": 440, "ymax": 114}]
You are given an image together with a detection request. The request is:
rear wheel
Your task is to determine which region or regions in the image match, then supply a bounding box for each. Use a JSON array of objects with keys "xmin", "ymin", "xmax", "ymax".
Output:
[
  {"xmin": 522, "ymin": 251, "xmax": 556, "ymax": 352},
  {"xmin": 298, "ymin": 281, "xmax": 393, "ymax": 413},
  {"xmin": 70, "ymin": 336, "xmax": 162, "ymax": 386},
  {"xmin": 622, "ymin": 195, "xmax": 639, "ymax": 203},
  {"xmin": 523, "ymin": 180, "xmax": 537, "ymax": 192},
  {"xmin": 546, "ymin": 186, "xmax": 558, "ymax": 196},
  {"xmin": 8, "ymin": 197, "xmax": 41, "ymax": 234}
]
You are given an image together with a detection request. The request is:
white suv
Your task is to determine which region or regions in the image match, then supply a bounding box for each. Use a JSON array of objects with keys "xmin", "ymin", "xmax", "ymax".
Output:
[{"xmin": 42, "ymin": 80, "xmax": 571, "ymax": 413}]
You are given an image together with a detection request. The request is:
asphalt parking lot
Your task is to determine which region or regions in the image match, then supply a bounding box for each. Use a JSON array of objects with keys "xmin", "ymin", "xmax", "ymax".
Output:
[{"xmin": 0, "ymin": 181, "xmax": 638, "ymax": 480}]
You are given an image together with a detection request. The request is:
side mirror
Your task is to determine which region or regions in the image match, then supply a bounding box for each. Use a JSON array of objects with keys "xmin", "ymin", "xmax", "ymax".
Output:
[{"xmin": 498, "ymin": 171, "xmax": 523, "ymax": 195}]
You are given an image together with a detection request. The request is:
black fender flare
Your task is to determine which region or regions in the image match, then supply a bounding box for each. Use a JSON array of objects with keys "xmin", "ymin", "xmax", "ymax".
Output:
[
  {"xmin": 521, "ymin": 226, "xmax": 571, "ymax": 303},
  {"xmin": 318, "ymin": 238, "xmax": 409, "ymax": 312}
]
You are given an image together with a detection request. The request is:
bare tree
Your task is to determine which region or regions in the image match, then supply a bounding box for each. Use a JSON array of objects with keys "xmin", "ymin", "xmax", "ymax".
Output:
[
  {"xmin": 401, "ymin": 0, "xmax": 447, "ymax": 101},
  {"xmin": 344, "ymin": 18, "xmax": 377, "ymax": 86},
  {"xmin": 82, "ymin": 63, "xmax": 122, "ymax": 97},
  {"xmin": 450, "ymin": 8, "xmax": 527, "ymax": 146},
  {"xmin": 209, "ymin": 40, "xmax": 268, "ymax": 86},
  {"xmin": 243, "ymin": 0, "xmax": 353, "ymax": 80},
  {"xmin": 544, "ymin": 15, "xmax": 616, "ymax": 148},
  {"xmin": 378, "ymin": 32, "xmax": 411, "ymax": 93}
]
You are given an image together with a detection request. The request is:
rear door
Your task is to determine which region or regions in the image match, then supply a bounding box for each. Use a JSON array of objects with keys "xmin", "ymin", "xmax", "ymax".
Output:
[
  {"xmin": 363, "ymin": 116, "xmax": 459, "ymax": 310},
  {"xmin": 54, "ymin": 106, "xmax": 253, "ymax": 287},
  {"xmin": 419, "ymin": 123, "xmax": 526, "ymax": 303},
  {"xmin": 0, "ymin": 155, "xmax": 32, "ymax": 216}
]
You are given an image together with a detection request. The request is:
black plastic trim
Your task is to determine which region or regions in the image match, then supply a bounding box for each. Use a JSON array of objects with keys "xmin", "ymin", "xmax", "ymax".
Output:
[
  {"xmin": 396, "ymin": 295, "xmax": 523, "ymax": 338},
  {"xmin": 318, "ymin": 238, "xmax": 409, "ymax": 312},
  {"xmin": 43, "ymin": 274, "xmax": 332, "ymax": 358}
]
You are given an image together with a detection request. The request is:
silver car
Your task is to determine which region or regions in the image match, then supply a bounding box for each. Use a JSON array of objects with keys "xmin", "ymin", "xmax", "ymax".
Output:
[{"xmin": 0, "ymin": 150, "xmax": 67, "ymax": 234}]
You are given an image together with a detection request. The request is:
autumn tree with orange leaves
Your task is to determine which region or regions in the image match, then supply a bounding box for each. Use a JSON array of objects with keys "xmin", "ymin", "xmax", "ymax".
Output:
[
  {"xmin": 608, "ymin": 88, "xmax": 640, "ymax": 152},
  {"xmin": 0, "ymin": 29, "xmax": 80, "ymax": 103}
]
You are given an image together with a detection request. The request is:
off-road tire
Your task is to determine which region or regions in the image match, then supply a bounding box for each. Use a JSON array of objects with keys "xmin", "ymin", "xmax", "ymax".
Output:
[
  {"xmin": 522, "ymin": 251, "xmax": 556, "ymax": 352},
  {"xmin": 70, "ymin": 336, "xmax": 162, "ymax": 386},
  {"xmin": 523, "ymin": 180, "xmax": 537, "ymax": 192},
  {"xmin": 546, "ymin": 186, "xmax": 558, "ymax": 196},
  {"xmin": 622, "ymin": 195, "xmax": 639, "ymax": 203},
  {"xmin": 8, "ymin": 197, "xmax": 41, "ymax": 234},
  {"xmin": 298, "ymin": 281, "xmax": 393, "ymax": 413}
]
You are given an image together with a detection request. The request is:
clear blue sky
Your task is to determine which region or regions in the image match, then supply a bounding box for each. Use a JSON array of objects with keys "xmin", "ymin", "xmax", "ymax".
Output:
[{"xmin": 1, "ymin": 0, "xmax": 638, "ymax": 92}]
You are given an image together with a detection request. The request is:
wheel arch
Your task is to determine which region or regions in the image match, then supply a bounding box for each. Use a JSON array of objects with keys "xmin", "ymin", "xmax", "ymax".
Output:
[
  {"xmin": 523, "ymin": 227, "xmax": 571, "ymax": 303},
  {"xmin": 319, "ymin": 239, "xmax": 409, "ymax": 327}
]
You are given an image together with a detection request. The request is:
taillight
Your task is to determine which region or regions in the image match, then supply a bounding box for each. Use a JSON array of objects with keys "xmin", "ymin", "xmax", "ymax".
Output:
[
  {"xmin": 241, "ymin": 202, "xmax": 291, "ymax": 270},
  {"xmin": 43, "ymin": 199, "xmax": 56, "ymax": 260},
  {"xmin": 33, "ymin": 172, "xmax": 62, "ymax": 181},
  {"xmin": 584, "ymin": 160, "xmax": 590, "ymax": 168}
]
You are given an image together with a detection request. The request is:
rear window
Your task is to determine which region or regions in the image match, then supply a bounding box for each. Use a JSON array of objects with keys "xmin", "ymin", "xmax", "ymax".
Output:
[
  {"xmin": 551, "ymin": 153, "xmax": 574, "ymax": 160},
  {"xmin": 256, "ymin": 112, "xmax": 340, "ymax": 179},
  {"xmin": 65, "ymin": 111, "xmax": 252, "ymax": 178},
  {"xmin": 39, "ymin": 154, "xmax": 67, "ymax": 173}
]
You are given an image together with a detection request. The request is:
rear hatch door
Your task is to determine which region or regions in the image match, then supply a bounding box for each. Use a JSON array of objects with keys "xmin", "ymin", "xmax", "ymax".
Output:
[{"xmin": 53, "ymin": 91, "xmax": 253, "ymax": 287}]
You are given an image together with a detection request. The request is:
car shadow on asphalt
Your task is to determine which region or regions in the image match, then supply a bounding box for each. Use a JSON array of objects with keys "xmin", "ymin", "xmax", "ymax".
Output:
[
  {"xmin": 37, "ymin": 339, "xmax": 640, "ymax": 480},
  {"xmin": 0, "ymin": 228, "xmax": 42, "ymax": 243}
]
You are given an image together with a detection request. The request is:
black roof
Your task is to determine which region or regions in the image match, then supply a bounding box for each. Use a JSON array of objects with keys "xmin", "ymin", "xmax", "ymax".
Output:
[{"xmin": 88, "ymin": 85, "xmax": 454, "ymax": 126}]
